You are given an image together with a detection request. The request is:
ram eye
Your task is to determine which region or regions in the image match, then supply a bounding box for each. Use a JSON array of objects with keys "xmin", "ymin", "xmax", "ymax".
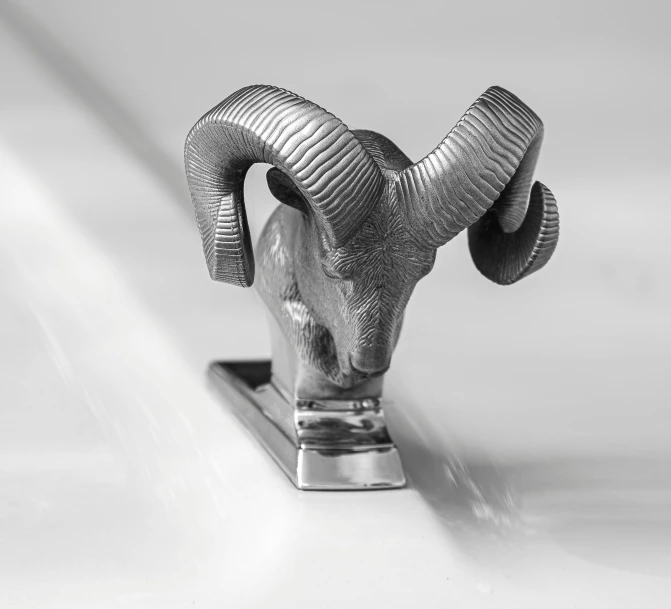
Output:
[
  {"xmin": 321, "ymin": 261, "xmax": 353, "ymax": 281},
  {"xmin": 321, "ymin": 263, "xmax": 342, "ymax": 280}
]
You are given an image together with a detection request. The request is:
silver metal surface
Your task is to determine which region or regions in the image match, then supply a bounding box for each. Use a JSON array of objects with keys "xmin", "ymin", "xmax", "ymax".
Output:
[
  {"xmin": 208, "ymin": 361, "xmax": 405, "ymax": 490},
  {"xmin": 185, "ymin": 85, "xmax": 559, "ymax": 488}
]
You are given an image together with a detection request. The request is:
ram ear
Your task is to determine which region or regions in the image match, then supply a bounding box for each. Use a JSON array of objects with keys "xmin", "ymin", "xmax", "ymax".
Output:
[{"xmin": 266, "ymin": 168, "xmax": 310, "ymax": 215}]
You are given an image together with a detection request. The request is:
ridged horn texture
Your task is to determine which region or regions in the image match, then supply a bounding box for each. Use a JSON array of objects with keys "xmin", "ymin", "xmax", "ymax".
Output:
[
  {"xmin": 397, "ymin": 86, "xmax": 559, "ymax": 283},
  {"xmin": 469, "ymin": 181, "xmax": 559, "ymax": 284},
  {"xmin": 184, "ymin": 85, "xmax": 384, "ymax": 287}
]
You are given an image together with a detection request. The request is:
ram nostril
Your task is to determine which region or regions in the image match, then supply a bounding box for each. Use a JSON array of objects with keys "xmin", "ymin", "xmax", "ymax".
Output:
[{"xmin": 349, "ymin": 350, "xmax": 391, "ymax": 377}]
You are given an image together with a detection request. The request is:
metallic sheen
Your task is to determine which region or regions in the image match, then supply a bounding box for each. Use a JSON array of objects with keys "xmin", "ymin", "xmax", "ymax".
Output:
[
  {"xmin": 208, "ymin": 361, "xmax": 405, "ymax": 490},
  {"xmin": 185, "ymin": 85, "xmax": 559, "ymax": 489}
]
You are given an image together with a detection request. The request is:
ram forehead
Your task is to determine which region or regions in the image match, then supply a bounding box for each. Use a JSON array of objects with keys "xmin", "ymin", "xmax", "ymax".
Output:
[{"xmin": 326, "ymin": 190, "xmax": 435, "ymax": 278}]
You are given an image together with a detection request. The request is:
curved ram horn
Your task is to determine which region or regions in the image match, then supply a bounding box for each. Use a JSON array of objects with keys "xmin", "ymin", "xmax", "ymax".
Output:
[
  {"xmin": 469, "ymin": 181, "xmax": 559, "ymax": 284},
  {"xmin": 184, "ymin": 85, "xmax": 384, "ymax": 287},
  {"xmin": 397, "ymin": 86, "xmax": 559, "ymax": 282}
]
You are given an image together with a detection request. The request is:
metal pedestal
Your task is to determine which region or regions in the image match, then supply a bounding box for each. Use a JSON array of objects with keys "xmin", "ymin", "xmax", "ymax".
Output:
[{"xmin": 208, "ymin": 361, "xmax": 406, "ymax": 490}]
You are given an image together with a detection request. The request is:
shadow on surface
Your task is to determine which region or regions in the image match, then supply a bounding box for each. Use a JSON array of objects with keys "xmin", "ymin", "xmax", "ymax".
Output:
[{"xmin": 386, "ymin": 385, "xmax": 671, "ymax": 578}]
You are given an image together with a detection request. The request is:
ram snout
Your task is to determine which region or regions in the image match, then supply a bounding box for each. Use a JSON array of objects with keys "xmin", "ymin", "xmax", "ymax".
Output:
[{"xmin": 349, "ymin": 345, "xmax": 392, "ymax": 377}]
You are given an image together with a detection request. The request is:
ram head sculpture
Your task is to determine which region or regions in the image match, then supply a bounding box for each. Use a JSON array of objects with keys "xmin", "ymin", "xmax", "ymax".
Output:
[{"xmin": 185, "ymin": 85, "xmax": 559, "ymax": 400}]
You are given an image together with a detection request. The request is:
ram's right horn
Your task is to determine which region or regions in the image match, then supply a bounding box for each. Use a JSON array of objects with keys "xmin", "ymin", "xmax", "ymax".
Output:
[{"xmin": 397, "ymin": 86, "xmax": 559, "ymax": 283}]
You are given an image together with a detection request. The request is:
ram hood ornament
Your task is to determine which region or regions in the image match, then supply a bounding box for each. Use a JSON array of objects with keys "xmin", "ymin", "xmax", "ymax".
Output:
[{"xmin": 184, "ymin": 85, "xmax": 559, "ymax": 490}]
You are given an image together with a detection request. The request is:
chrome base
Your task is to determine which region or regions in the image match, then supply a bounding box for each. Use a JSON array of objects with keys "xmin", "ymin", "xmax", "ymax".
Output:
[{"xmin": 208, "ymin": 361, "xmax": 406, "ymax": 490}]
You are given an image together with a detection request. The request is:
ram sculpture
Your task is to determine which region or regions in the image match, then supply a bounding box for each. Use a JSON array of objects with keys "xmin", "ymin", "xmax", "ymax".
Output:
[{"xmin": 184, "ymin": 84, "xmax": 559, "ymax": 489}]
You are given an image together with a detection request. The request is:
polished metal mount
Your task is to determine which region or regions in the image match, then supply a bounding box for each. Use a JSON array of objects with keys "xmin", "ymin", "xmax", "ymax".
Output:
[
  {"xmin": 209, "ymin": 361, "xmax": 405, "ymax": 490},
  {"xmin": 185, "ymin": 84, "xmax": 559, "ymax": 490}
]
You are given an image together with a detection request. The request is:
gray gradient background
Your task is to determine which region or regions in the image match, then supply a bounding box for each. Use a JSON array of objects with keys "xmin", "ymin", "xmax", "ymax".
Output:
[{"xmin": 1, "ymin": 0, "xmax": 670, "ymax": 603}]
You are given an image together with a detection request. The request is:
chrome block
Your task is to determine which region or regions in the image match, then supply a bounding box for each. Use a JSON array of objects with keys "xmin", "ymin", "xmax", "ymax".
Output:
[{"xmin": 208, "ymin": 361, "xmax": 406, "ymax": 490}]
